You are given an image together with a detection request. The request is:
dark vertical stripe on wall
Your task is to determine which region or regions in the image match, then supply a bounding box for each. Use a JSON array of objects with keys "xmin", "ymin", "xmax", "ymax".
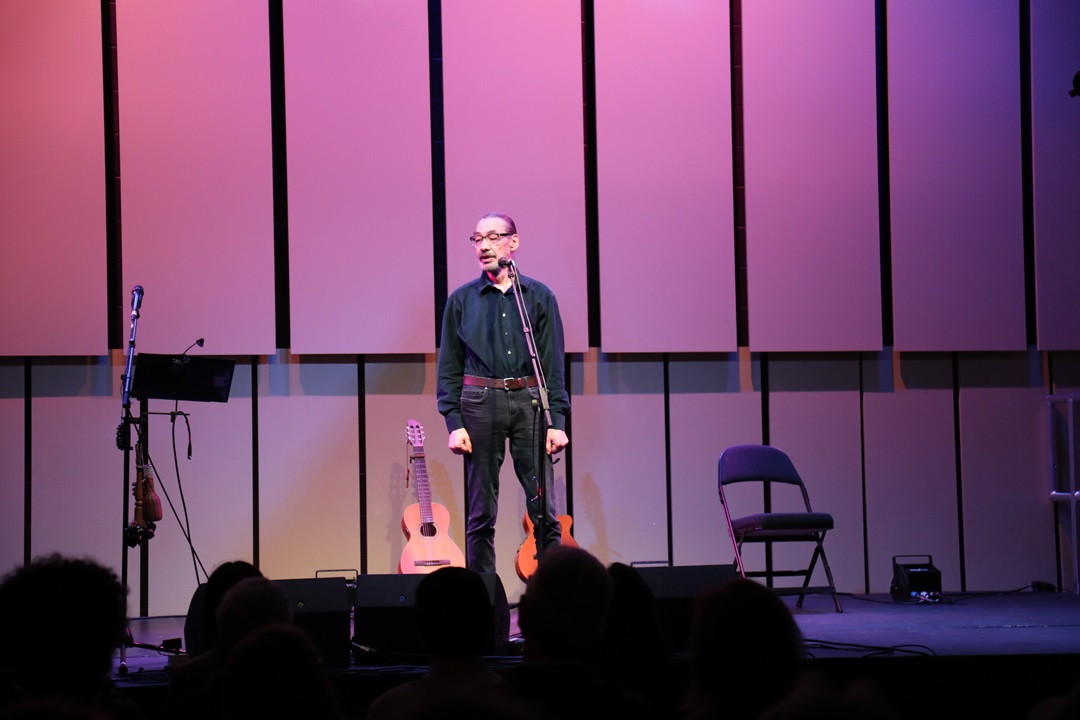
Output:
[
  {"xmin": 951, "ymin": 353, "xmax": 966, "ymax": 591},
  {"xmin": 269, "ymin": 0, "xmax": 291, "ymax": 350},
  {"xmin": 430, "ymin": 1, "xmax": 448, "ymax": 347},
  {"xmin": 731, "ymin": 0, "xmax": 748, "ymax": 347},
  {"xmin": 562, "ymin": 354, "xmax": 574, "ymax": 520},
  {"xmin": 251, "ymin": 359, "xmax": 260, "ymax": 568},
  {"xmin": 663, "ymin": 355, "xmax": 673, "ymax": 566},
  {"xmin": 1019, "ymin": 0, "xmax": 1037, "ymax": 347},
  {"xmin": 357, "ymin": 356, "xmax": 368, "ymax": 574},
  {"xmin": 23, "ymin": 359, "xmax": 31, "ymax": 565},
  {"xmin": 581, "ymin": 0, "xmax": 601, "ymax": 349},
  {"xmin": 858, "ymin": 354, "xmax": 870, "ymax": 593},
  {"xmin": 875, "ymin": 0, "xmax": 894, "ymax": 348},
  {"xmin": 103, "ymin": 0, "xmax": 122, "ymax": 349}
]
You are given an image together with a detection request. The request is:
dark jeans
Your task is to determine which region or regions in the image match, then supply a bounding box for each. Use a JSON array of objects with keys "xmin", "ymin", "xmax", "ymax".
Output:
[{"xmin": 460, "ymin": 384, "xmax": 562, "ymax": 574}]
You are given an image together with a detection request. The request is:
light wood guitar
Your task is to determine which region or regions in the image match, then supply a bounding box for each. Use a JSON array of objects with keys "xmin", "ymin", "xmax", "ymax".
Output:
[
  {"xmin": 515, "ymin": 512, "xmax": 577, "ymax": 581},
  {"xmin": 399, "ymin": 420, "xmax": 466, "ymax": 574}
]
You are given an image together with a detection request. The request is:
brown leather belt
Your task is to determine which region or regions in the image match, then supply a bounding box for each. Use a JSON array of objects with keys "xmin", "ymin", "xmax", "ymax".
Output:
[{"xmin": 463, "ymin": 374, "xmax": 539, "ymax": 391}]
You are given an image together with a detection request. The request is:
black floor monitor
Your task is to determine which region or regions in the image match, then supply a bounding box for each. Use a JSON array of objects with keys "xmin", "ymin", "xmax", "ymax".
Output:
[{"xmin": 131, "ymin": 353, "xmax": 236, "ymax": 403}]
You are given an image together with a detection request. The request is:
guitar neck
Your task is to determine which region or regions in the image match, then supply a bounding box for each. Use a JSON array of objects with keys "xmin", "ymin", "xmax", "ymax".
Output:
[{"xmin": 412, "ymin": 450, "xmax": 435, "ymax": 525}]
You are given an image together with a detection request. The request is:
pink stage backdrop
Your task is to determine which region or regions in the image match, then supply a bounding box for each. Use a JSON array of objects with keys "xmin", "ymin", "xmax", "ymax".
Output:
[
  {"xmin": 116, "ymin": 0, "xmax": 275, "ymax": 356},
  {"xmin": 888, "ymin": 0, "xmax": 1026, "ymax": 351},
  {"xmin": 594, "ymin": 0, "xmax": 737, "ymax": 352},
  {"xmin": 0, "ymin": 0, "xmax": 106, "ymax": 356},
  {"xmin": 1031, "ymin": 0, "xmax": 1080, "ymax": 351},
  {"xmin": 284, "ymin": 0, "xmax": 434, "ymax": 355},
  {"xmin": 743, "ymin": 0, "xmax": 882, "ymax": 352},
  {"xmin": 442, "ymin": 0, "xmax": 588, "ymax": 353}
]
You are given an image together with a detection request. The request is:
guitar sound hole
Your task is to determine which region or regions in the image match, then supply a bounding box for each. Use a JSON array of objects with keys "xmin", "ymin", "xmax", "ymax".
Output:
[{"xmin": 420, "ymin": 522, "xmax": 437, "ymax": 538}]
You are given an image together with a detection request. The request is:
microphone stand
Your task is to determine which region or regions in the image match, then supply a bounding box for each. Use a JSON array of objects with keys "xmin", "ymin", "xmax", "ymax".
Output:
[
  {"xmin": 504, "ymin": 261, "xmax": 554, "ymax": 566},
  {"xmin": 116, "ymin": 286, "xmax": 142, "ymax": 673}
]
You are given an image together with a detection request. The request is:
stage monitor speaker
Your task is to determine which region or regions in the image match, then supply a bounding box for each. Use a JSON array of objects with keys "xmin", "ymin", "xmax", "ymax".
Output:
[
  {"xmin": 633, "ymin": 564, "xmax": 738, "ymax": 651},
  {"xmin": 351, "ymin": 572, "xmax": 509, "ymax": 661},
  {"xmin": 274, "ymin": 577, "xmax": 352, "ymax": 669}
]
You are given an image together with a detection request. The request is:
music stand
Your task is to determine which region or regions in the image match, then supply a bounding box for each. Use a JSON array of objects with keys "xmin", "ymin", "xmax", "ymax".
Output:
[
  {"xmin": 131, "ymin": 354, "xmax": 236, "ymax": 403},
  {"xmin": 125, "ymin": 354, "xmax": 235, "ymax": 617}
]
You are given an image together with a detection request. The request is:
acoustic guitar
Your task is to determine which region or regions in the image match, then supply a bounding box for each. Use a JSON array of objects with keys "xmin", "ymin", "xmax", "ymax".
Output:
[
  {"xmin": 515, "ymin": 512, "xmax": 578, "ymax": 581},
  {"xmin": 399, "ymin": 420, "xmax": 466, "ymax": 574}
]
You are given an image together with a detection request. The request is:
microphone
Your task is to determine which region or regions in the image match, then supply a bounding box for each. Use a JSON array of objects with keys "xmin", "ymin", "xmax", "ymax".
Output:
[
  {"xmin": 131, "ymin": 285, "xmax": 144, "ymax": 318},
  {"xmin": 498, "ymin": 257, "xmax": 515, "ymax": 269},
  {"xmin": 182, "ymin": 338, "xmax": 205, "ymax": 356}
]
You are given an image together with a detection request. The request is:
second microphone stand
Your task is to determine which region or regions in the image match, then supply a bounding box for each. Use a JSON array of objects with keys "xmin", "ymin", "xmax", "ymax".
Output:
[{"xmin": 504, "ymin": 261, "xmax": 555, "ymax": 566}]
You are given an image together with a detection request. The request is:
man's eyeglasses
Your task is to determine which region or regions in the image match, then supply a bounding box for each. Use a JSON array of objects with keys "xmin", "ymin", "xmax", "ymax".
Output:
[{"xmin": 469, "ymin": 232, "xmax": 513, "ymax": 246}]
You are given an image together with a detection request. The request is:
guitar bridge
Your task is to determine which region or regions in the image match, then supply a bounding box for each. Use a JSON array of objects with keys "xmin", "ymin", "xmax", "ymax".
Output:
[{"xmin": 414, "ymin": 559, "xmax": 452, "ymax": 567}]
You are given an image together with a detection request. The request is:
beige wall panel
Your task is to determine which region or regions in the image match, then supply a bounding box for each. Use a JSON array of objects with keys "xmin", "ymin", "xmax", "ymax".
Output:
[
  {"xmin": 284, "ymin": 0, "xmax": 434, "ymax": 354},
  {"xmin": 862, "ymin": 352, "xmax": 960, "ymax": 593},
  {"xmin": 132, "ymin": 364, "xmax": 254, "ymax": 616},
  {"xmin": 1031, "ymin": 0, "xmax": 1080, "ymax": 350},
  {"xmin": 569, "ymin": 354, "xmax": 668, "ymax": 567},
  {"xmin": 442, "ymin": 0, "xmax": 588, "ymax": 352},
  {"xmin": 0, "ymin": 364, "xmax": 25, "ymax": 572},
  {"xmin": 0, "ymin": 0, "xmax": 107, "ymax": 356},
  {"xmin": 767, "ymin": 356, "xmax": 865, "ymax": 593},
  {"xmin": 595, "ymin": 0, "xmax": 737, "ymax": 352},
  {"xmin": 30, "ymin": 360, "xmax": 125, "ymax": 574},
  {"xmin": 959, "ymin": 361, "xmax": 1056, "ymax": 590},
  {"xmin": 117, "ymin": 0, "xmax": 275, "ymax": 355},
  {"xmin": 888, "ymin": 0, "xmax": 1025, "ymax": 351},
  {"xmin": 743, "ymin": 1, "xmax": 882, "ymax": 351},
  {"xmin": 669, "ymin": 355, "xmax": 762, "ymax": 566},
  {"xmin": 258, "ymin": 356, "xmax": 359, "ymax": 583}
]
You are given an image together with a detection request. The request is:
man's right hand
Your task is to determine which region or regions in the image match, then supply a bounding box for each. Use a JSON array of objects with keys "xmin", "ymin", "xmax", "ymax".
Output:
[{"xmin": 448, "ymin": 428, "xmax": 472, "ymax": 455}]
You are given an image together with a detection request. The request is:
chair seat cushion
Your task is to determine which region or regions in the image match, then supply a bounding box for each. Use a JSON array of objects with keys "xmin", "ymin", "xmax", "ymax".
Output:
[{"xmin": 731, "ymin": 512, "xmax": 833, "ymax": 535}]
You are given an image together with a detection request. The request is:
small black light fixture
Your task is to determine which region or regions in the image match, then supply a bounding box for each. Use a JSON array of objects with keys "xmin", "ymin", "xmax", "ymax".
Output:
[{"xmin": 890, "ymin": 555, "xmax": 943, "ymax": 603}]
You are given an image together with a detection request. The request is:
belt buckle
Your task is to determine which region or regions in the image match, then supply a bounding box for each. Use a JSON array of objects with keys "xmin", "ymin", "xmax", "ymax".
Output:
[{"xmin": 501, "ymin": 377, "xmax": 512, "ymax": 390}]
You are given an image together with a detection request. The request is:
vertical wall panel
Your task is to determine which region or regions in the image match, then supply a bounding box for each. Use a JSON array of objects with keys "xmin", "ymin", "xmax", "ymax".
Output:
[
  {"xmin": 569, "ymin": 353, "xmax": 668, "ymax": 567},
  {"xmin": 594, "ymin": 0, "xmax": 736, "ymax": 352},
  {"xmin": 284, "ymin": 0, "xmax": 434, "ymax": 354},
  {"xmin": 1031, "ymin": 1, "xmax": 1080, "ymax": 350},
  {"xmin": 116, "ymin": 1, "xmax": 275, "ymax": 356},
  {"xmin": 742, "ymin": 1, "xmax": 881, "ymax": 352},
  {"xmin": 888, "ymin": 0, "xmax": 1025, "ymax": 351},
  {"xmin": 669, "ymin": 355, "xmax": 762, "ymax": 566},
  {"xmin": 30, "ymin": 360, "xmax": 123, "ymax": 573},
  {"xmin": 767, "ymin": 356, "xmax": 865, "ymax": 593},
  {"xmin": 862, "ymin": 352, "xmax": 960, "ymax": 593},
  {"xmin": 0, "ymin": 1, "xmax": 106, "ymax": 356},
  {"xmin": 442, "ymin": 0, "xmax": 588, "ymax": 353},
  {"xmin": 258, "ymin": 355, "xmax": 359, "ymax": 583},
  {"xmin": 959, "ymin": 356, "xmax": 1056, "ymax": 590},
  {"xmin": 0, "ymin": 364, "xmax": 25, "ymax": 572}
]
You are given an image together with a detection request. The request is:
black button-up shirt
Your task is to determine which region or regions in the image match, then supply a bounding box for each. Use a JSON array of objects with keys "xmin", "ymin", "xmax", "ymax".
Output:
[{"xmin": 437, "ymin": 272, "xmax": 569, "ymax": 433}]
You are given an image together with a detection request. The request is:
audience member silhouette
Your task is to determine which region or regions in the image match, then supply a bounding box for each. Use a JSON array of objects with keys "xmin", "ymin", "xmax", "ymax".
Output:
[
  {"xmin": 681, "ymin": 576, "xmax": 803, "ymax": 720},
  {"xmin": 163, "ymin": 575, "xmax": 292, "ymax": 719},
  {"xmin": 589, "ymin": 562, "xmax": 679, "ymax": 718},
  {"xmin": 366, "ymin": 566, "xmax": 529, "ymax": 720},
  {"xmin": 758, "ymin": 671, "xmax": 904, "ymax": 720},
  {"xmin": 0, "ymin": 554, "xmax": 143, "ymax": 719},
  {"xmin": 214, "ymin": 623, "xmax": 345, "ymax": 720},
  {"xmin": 183, "ymin": 560, "xmax": 261, "ymax": 658},
  {"xmin": 502, "ymin": 545, "xmax": 654, "ymax": 720}
]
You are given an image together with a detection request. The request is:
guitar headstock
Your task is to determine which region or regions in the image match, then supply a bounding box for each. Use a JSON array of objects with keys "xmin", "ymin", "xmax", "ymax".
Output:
[{"xmin": 405, "ymin": 419, "xmax": 425, "ymax": 449}]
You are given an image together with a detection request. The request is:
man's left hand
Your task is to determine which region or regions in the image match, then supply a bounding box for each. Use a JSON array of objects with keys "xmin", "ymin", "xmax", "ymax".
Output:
[{"xmin": 546, "ymin": 428, "xmax": 569, "ymax": 456}]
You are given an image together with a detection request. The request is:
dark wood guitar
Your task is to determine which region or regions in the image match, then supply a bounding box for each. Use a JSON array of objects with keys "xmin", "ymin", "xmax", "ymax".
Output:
[
  {"xmin": 399, "ymin": 420, "xmax": 466, "ymax": 574},
  {"xmin": 515, "ymin": 512, "xmax": 578, "ymax": 581}
]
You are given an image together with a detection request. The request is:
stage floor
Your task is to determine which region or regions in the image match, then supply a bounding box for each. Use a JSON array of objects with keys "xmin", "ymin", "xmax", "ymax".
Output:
[{"xmin": 113, "ymin": 589, "xmax": 1080, "ymax": 718}]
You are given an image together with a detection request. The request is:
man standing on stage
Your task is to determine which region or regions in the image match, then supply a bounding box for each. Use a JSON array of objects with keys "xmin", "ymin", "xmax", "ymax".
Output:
[{"xmin": 436, "ymin": 213, "xmax": 570, "ymax": 574}]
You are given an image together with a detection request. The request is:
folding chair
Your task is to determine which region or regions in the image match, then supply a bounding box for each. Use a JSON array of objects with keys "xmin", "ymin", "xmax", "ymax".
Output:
[{"xmin": 718, "ymin": 444, "xmax": 842, "ymax": 612}]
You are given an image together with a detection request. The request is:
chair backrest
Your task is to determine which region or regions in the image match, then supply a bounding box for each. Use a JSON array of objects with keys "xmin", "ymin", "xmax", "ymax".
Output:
[{"xmin": 718, "ymin": 444, "xmax": 802, "ymax": 488}]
